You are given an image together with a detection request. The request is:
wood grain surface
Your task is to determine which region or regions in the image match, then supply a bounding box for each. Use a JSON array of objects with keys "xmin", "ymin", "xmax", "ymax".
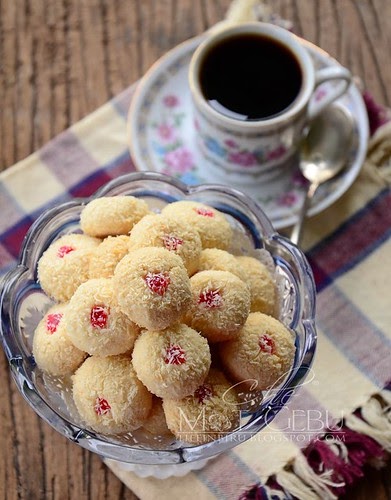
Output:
[{"xmin": 1, "ymin": 1, "xmax": 390, "ymax": 499}]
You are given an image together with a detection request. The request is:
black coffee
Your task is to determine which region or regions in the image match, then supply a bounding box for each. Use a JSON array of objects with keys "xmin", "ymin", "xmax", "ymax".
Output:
[{"xmin": 199, "ymin": 33, "xmax": 302, "ymax": 121}]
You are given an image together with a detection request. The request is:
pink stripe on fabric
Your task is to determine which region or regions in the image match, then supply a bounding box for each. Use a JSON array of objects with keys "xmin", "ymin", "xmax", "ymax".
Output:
[
  {"xmin": 310, "ymin": 191, "xmax": 391, "ymax": 277},
  {"xmin": 197, "ymin": 451, "xmax": 260, "ymax": 499},
  {"xmin": 39, "ymin": 130, "xmax": 100, "ymax": 187},
  {"xmin": 317, "ymin": 286, "xmax": 391, "ymax": 385},
  {"xmin": 1, "ymin": 217, "xmax": 34, "ymax": 259},
  {"xmin": 69, "ymin": 171, "xmax": 113, "ymax": 198},
  {"xmin": 106, "ymin": 154, "xmax": 136, "ymax": 179}
]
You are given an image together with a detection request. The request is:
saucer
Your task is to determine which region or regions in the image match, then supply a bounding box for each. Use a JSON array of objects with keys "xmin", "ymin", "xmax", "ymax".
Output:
[{"xmin": 128, "ymin": 35, "xmax": 369, "ymax": 230}]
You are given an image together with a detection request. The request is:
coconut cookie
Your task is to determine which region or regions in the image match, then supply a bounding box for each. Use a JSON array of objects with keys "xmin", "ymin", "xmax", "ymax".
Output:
[
  {"xmin": 89, "ymin": 235, "xmax": 130, "ymax": 279},
  {"xmin": 80, "ymin": 195, "xmax": 150, "ymax": 237},
  {"xmin": 186, "ymin": 270, "xmax": 250, "ymax": 342},
  {"xmin": 38, "ymin": 233, "xmax": 100, "ymax": 302},
  {"xmin": 197, "ymin": 248, "xmax": 246, "ymax": 280},
  {"xmin": 163, "ymin": 369, "xmax": 239, "ymax": 444},
  {"xmin": 132, "ymin": 323, "xmax": 211, "ymax": 400},
  {"xmin": 128, "ymin": 213, "xmax": 202, "ymax": 275},
  {"xmin": 161, "ymin": 200, "xmax": 232, "ymax": 250},
  {"xmin": 72, "ymin": 355, "xmax": 152, "ymax": 434},
  {"xmin": 236, "ymin": 256, "xmax": 276, "ymax": 315},
  {"xmin": 114, "ymin": 247, "xmax": 191, "ymax": 330},
  {"xmin": 219, "ymin": 312, "xmax": 296, "ymax": 390},
  {"xmin": 33, "ymin": 303, "xmax": 86, "ymax": 376},
  {"xmin": 65, "ymin": 278, "xmax": 139, "ymax": 357}
]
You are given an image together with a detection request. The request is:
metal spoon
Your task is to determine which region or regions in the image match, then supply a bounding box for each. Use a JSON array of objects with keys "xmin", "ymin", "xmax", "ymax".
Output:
[{"xmin": 290, "ymin": 103, "xmax": 355, "ymax": 246}]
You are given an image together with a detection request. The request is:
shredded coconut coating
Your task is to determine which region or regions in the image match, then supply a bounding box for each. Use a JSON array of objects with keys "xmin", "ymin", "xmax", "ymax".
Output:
[
  {"xmin": 163, "ymin": 368, "xmax": 239, "ymax": 444},
  {"xmin": 114, "ymin": 247, "xmax": 192, "ymax": 330},
  {"xmin": 186, "ymin": 270, "xmax": 250, "ymax": 342},
  {"xmin": 33, "ymin": 303, "xmax": 87, "ymax": 376},
  {"xmin": 80, "ymin": 196, "xmax": 151, "ymax": 237},
  {"xmin": 236, "ymin": 256, "xmax": 276, "ymax": 315},
  {"xmin": 128, "ymin": 213, "xmax": 202, "ymax": 275},
  {"xmin": 198, "ymin": 248, "xmax": 246, "ymax": 280},
  {"xmin": 64, "ymin": 278, "xmax": 139, "ymax": 356},
  {"xmin": 38, "ymin": 234, "xmax": 100, "ymax": 302},
  {"xmin": 72, "ymin": 355, "xmax": 152, "ymax": 434},
  {"xmin": 142, "ymin": 396, "xmax": 172, "ymax": 436},
  {"xmin": 219, "ymin": 312, "xmax": 296, "ymax": 391},
  {"xmin": 132, "ymin": 323, "xmax": 211, "ymax": 399},
  {"xmin": 161, "ymin": 200, "xmax": 232, "ymax": 250},
  {"xmin": 89, "ymin": 235, "xmax": 130, "ymax": 278}
]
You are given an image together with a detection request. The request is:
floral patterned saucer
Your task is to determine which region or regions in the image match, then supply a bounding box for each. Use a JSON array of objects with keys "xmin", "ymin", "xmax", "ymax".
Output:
[{"xmin": 128, "ymin": 35, "xmax": 369, "ymax": 230}]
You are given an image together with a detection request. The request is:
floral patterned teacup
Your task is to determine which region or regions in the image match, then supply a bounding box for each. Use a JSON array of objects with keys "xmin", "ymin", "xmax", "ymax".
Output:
[{"xmin": 189, "ymin": 22, "xmax": 351, "ymax": 178}]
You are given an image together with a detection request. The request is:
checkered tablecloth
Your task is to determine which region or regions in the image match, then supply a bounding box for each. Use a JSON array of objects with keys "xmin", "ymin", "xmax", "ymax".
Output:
[{"xmin": 1, "ymin": 76, "xmax": 391, "ymax": 498}]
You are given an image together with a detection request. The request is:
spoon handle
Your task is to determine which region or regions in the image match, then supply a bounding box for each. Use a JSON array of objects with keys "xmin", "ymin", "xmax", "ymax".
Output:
[{"xmin": 290, "ymin": 182, "xmax": 319, "ymax": 246}]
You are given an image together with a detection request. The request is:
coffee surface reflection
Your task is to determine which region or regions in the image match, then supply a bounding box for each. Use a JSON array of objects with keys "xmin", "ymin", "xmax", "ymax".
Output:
[{"xmin": 199, "ymin": 34, "xmax": 303, "ymax": 121}]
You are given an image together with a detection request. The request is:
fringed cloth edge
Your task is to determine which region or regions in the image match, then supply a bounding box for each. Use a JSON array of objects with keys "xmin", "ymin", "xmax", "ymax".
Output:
[{"xmin": 239, "ymin": 387, "xmax": 391, "ymax": 499}]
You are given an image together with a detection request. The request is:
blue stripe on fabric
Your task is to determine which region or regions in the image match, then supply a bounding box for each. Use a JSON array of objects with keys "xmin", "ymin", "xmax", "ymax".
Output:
[
  {"xmin": 315, "ymin": 229, "xmax": 391, "ymax": 293},
  {"xmin": 0, "ymin": 183, "xmax": 27, "ymax": 231},
  {"xmin": 0, "ymin": 215, "xmax": 35, "ymax": 254},
  {"xmin": 0, "ymin": 155, "xmax": 135, "ymax": 277},
  {"xmin": 68, "ymin": 150, "xmax": 133, "ymax": 197},
  {"xmin": 308, "ymin": 188, "xmax": 391, "ymax": 292},
  {"xmin": 37, "ymin": 150, "xmax": 131, "ymax": 211},
  {"xmin": 308, "ymin": 188, "xmax": 390, "ymax": 257},
  {"xmin": 317, "ymin": 284, "xmax": 391, "ymax": 388},
  {"xmin": 110, "ymin": 87, "xmax": 134, "ymax": 119}
]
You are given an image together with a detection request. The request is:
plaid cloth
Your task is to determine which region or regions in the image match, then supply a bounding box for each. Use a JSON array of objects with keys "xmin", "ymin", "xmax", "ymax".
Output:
[{"xmin": 1, "ymin": 79, "xmax": 391, "ymax": 499}]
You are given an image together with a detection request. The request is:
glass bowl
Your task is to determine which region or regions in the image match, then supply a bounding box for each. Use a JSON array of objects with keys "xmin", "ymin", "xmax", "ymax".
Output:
[{"xmin": 0, "ymin": 172, "xmax": 316, "ymax": 471}]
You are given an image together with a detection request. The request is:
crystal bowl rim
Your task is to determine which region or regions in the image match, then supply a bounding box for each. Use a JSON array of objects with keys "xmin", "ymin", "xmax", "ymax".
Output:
[{"xmin": 0, "ymin": 171, "xmax": 317, "ymax": 464}]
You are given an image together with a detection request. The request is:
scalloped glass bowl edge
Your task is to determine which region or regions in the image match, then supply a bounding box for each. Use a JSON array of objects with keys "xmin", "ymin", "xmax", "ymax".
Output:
[{"xmin": 0, "ymin": 172, "xmax": 317, "ymax": 466}]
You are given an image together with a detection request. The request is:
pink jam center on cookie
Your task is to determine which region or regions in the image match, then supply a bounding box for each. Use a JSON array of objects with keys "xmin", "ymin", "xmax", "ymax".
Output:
[
  {"xmin": 94, "ymin": 397, "xmax": 111, "ymax": 416},
  {"xmin": 198, "ymin": 289, "xmax": 223, "ymax": 308},
  {"xmin": 194, "ymin": 207, "xmax": 214, "ymax": 217},
  {"xmin": 194, "ymin": 383, "xmax": 213, "ymax": 404},
  {"xmin": 164, "ymin": 344, "xmax": 187, "ymax": 365},
  {"xmin": 46, "ymin": 313, "xmax": 63, "ymax": 334},
  {"xmin": 57, "ymin": 245, "xmax": 75, "ymax": 258},
  {"xmin": 259, "ymin": 334, "xmax": 276, "ymax": 355},
  {"xmin": 163, "ymin": 234, "xmax": 183, "ymax": 251},
  {"xmin": 90, "ymin": 305, "xmax": 110, "ymax": 329},
  {"xmin": 145, "ymin": 271, "xmax": 170, "ymax": 296}
]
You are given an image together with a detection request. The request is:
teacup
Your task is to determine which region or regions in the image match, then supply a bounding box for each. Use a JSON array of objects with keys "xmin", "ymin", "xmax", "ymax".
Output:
[{"xmin": 188, "ymin": 22, "xmax": 351, "ymax": 180}]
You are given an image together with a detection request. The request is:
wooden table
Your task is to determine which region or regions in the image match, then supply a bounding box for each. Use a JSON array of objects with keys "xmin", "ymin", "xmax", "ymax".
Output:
[{"xmin": 1, "ymin": 1, "xmax": 390, "ymax": 498}]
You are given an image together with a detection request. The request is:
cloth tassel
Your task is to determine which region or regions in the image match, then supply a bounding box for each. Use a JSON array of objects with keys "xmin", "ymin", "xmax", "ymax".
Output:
[
  {"xmin": 225, "ymin": 0, "xmax": 261, "ymax": 23},
  {"xmin": 306, "ymin": 427, "xmax": 385, "ymax": 496},
  {"xmin": 292, "ymin": 452, "xmax": 341, "ymax": 499},
  {"xmin": 238, "ymin": 483, "xmax": 288, "ymax": 500},
  {"xmin": 274, "ymin": 467, "xmax": 321, "ymax": 500},
  {"xmin": 344, "ymin": 390, "xmax": 391, "ymax": 454},
  {"xmin": 240, "ymin": 390, "xmax": 390, "ymax": 499},
  {"xmin": 225, "ymin": 0, "xmax": 293, "ymax": 30},
  {"xmin": 344, "ymin": 414, "xmax": 391, "ymax": 453}
]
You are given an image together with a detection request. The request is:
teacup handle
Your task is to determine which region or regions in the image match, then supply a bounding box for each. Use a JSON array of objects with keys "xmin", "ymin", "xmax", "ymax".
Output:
[{"xmin": 308, "ymin": 66, "xmax": 352, "ymax": 120}]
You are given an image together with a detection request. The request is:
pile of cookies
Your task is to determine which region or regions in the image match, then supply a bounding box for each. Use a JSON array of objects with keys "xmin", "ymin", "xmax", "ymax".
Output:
[{"xmin": 34, "ymin": 195, "xmax": 295, "ymax": 444}]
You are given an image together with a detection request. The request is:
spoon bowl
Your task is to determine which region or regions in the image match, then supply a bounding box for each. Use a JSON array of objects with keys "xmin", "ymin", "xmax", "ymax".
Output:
[{"xmin": 290, "ymin": 103, "xmax": 355, "ymax": 245}]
